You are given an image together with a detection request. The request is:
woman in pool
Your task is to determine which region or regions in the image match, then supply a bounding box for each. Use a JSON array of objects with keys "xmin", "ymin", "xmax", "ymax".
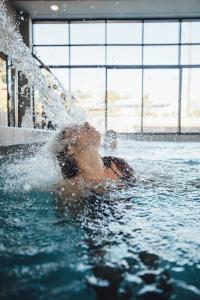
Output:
[{"xmin": 54, "ymin": 122, "xmax": 136, "ymax": 198}]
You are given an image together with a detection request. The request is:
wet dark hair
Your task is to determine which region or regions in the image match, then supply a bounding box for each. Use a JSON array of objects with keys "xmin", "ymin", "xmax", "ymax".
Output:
[{"xmin": 55, "ymin": 129, "xmax": 79, "ymax": 179}]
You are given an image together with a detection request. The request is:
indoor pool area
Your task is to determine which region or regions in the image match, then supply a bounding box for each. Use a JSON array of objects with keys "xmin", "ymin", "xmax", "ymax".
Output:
[{"xmin": 1, "ymin": 1, "xmax": 200, "ymax": 300}]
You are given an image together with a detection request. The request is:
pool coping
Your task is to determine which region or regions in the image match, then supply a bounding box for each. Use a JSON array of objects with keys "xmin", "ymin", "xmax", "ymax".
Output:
[{"xmin": 0, "ymin": 142, "xmax": 45, "ymax": 156}]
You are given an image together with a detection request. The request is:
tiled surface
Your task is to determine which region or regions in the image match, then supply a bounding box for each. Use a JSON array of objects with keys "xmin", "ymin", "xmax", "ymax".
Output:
[
  {"xmin": 0, "ymin": 127, "xmax": 14, "ymax": 146},
  {"xmin": 1, "ymin": 126, "xmax": 200, "ymax": 146},
  {"xmin": 13, "ymin": 128, "xmax": 26, "ymax": 144},
  {"xmin": 33, "ymin": 130, "xmax": 52, "ymax": 143},
  {"xmin": 0, "ymin": 126, "xmax": 53, "ymax": 146},
  {"xmin": 25, "ymin": 129, "xmax": 36, "ymax": 143}
]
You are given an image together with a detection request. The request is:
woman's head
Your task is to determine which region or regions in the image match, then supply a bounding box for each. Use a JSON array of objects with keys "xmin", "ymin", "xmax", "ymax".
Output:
[{"xmin": 55, "ymin": 122, "xmax": 101, "ymax": 179}]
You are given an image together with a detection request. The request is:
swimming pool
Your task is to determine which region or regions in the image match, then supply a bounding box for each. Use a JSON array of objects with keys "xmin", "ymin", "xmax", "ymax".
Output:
[{"xmin": 0, "ymin": 140, "xmax": 200, "ymax": 300}]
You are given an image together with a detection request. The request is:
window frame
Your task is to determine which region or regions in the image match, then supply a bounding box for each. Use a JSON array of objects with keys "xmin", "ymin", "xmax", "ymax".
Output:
[{"xmin": 32, "ymin": 18, "xmax": 200, "ymax": 134}]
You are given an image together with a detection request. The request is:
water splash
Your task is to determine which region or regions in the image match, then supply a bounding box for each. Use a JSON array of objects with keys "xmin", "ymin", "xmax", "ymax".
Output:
[
  {"xmin": 0, "ymin": 142, "xmax": 61, "ymax": 193},
  {"xmin": 0, "ymin": 0, "xmax": 86, "ymax": 128}
]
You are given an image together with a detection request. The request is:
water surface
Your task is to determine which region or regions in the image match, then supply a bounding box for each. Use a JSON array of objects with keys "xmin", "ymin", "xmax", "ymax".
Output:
[{"xmin": 0, "ymin": 141, "xmax": 200, "ymax": 300}]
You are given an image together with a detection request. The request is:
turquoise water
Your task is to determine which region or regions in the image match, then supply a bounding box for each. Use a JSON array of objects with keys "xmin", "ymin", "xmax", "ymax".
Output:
[{"xmin": 0, "ymin": 141, "xmax": 200, "ymax": 300}]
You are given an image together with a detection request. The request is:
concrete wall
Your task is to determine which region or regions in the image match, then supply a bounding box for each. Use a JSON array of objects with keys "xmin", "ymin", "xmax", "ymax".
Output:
[
  {"xmin": 0, "ymin": 126, "xmax": 53, "ymax": 146},
  {"xmin": 1, "ymin": 126, "xmax": 200, "ymax": 146},
  {"xmin": 5, "ymin": 0, "xmax": 17, "ymax": 24},
  {"xmin": 5, "ymin": 2, "xmax": 34, "ymax": 128},
  {"xmin": 17, "ymin": 10, "xmax": 33, "ymax": 126},
  {"xmin": 4, "ymin": 1, "xmax": 32, "ymax": 46},
  {"xmin": 17, "ymin": 11, "xmax": 32, "ymax": 47}
]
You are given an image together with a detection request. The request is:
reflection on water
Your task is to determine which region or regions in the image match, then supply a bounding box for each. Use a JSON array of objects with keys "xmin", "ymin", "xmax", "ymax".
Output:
[{"xmin": 0, "ymin": 141, "xmax": 200, "ymax": 300}]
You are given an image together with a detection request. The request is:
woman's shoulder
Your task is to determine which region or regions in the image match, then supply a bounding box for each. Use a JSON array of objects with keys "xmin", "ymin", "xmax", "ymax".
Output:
[
  {"xmin": 55, "ymin": 177, "xmax": 86, "ymax": 199},
  {"xmin": 55, "ymin": 178, "xmax": 113, "ymax": 200}
]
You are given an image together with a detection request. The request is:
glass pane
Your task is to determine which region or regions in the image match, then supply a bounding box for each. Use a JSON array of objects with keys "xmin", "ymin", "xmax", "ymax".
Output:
[
  {"xmin": 182, "ymin": 22, "xmax": 200, "ymax": 43},
  {"xmin": 181, "ymin": 45, "xmax": 200, "ymax": 65},
  {"xmin": 143, "ymin": 46, "xmax": 178, "ymax": 65},
  {"xmin": 181, "ymin": 68, "xmax": 200, "ymax": 132},
  {"xmin": 7, "ymin": 64, "xmax": 16, "ymax": 127},
  {"xmin": 34, "ymin": 46, "xmax": 69, "ymax": 66},
  {"xmin": 107, "ymin": 46, "xmax": 141, "ymax": 65},
  {"xmin": 143, "ymin": 69, "xmax": 179, "ymax": 132},
  {"xmin": 71, "ymin": 46, "xmax": 105, "ymax": 65},
  {"xmin": 70, "ymin": 22, "xmax": 105, "ymax": 44},
  {"xmin": 107, "ymin": 22, "xmax": 142, "ymax": 44},
  {"xmin": 50, "ymin": 68, "xmax": 69, "ymax": 93},
  {"xmin": 34, "ymin": 89, "xmax": 45, "ymax": 129},
  {"xmin": 107, "ymin": 69, "xmax": 142, "ymax": 133},
  {"xmin": 33, "ymin": 23, "xmax": 69, "ymax": 45},
  {"xmin": 0, "ymin": 55, "xmax": 8, "ymax": 126},
  {"xmin": 71, "ymin": 69, "xmax": 105, "ymax": 133},
  {"xmin": 34, "ymin": 68, "xmax": 52, "ymax": 129},
  {"xmin": 34, "ymin": 91, "xmax": 57, "ymax": 130},
  {"xmin": 34, "ymin": 68, "xmax": 68, "ymax": 130},
  {"xmin": 144, "ymin": 22, "xmax": 179, "ymax": 44}
]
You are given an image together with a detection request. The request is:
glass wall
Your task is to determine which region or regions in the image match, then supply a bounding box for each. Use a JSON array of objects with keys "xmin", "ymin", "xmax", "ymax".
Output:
[
  {"xmin": 181, "ymin": 69, "xmax": 200, "ymax": 132},
  {"xmin": 181, "ymin": 22, "xmax": 200, "ymax": 132},
  {"xmin": 107, "ymin": 69, "xmax": 142, "ymax": 132},
  {"xmin": 7, "ymin": 61, "xmax": 16, "ymax": 127},
  {"xmin": 0, "ymin": 53, "xmax": 17, "ymax": 127},
  {"xmin": 71, "ymin": 68, "xmax": 105, "ymax": 132},
  {"xmin": 143, "ymin": 69, "xmax": 179, "ymax": 132},
  {"xmin": 0, "ymin": 53, "xmax": 8, "ymax": 126},
  {"xmin": 33, "ymin": 20, "xmax": 200, "ymax": 133}
]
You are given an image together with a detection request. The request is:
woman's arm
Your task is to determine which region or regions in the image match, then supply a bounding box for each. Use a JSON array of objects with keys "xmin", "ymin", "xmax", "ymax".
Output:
[
  {"xmin": 113, "ymin": 157, "xmax": 136, "ymax": 180},
  {"xmin": 103, "ymin": 156, "xmax": 136, "ymax": 182}
]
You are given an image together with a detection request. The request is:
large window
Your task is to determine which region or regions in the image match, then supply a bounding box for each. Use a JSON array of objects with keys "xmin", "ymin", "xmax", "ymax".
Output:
[{"xmin": 33, "ymin": 20, "xmax": 200, "ymax": 133}]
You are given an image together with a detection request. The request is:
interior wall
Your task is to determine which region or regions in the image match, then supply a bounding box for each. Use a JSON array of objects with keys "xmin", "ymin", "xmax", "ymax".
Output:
[
  {"xmin": 12, "ymin": 0, "xmax": 200, "ymax": 19},
  {"xmin": 16, "ymin": 11, "xmax": 33, "ymax": 127},
  {"xmin": 2, "ymin": 0, "xmax": 33, "ymax": 128}
]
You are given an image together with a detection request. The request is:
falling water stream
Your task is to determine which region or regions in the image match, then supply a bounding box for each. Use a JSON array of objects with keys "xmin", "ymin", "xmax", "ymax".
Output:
[{"xmin": 0, "ymin": 0, "xmax": 85, "ymax": 128}]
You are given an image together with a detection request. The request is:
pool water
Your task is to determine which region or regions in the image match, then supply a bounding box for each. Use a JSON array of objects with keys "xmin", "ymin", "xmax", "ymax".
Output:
[{"xmin": 0, "ymin": 140, "xmax": 200, "ymax": 300}]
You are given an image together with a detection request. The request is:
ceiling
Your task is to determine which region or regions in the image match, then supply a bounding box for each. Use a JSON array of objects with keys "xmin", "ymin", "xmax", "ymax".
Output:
[{"xmin": 11, "ymin": 0, "xmax": 200, "ymax": 20}]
